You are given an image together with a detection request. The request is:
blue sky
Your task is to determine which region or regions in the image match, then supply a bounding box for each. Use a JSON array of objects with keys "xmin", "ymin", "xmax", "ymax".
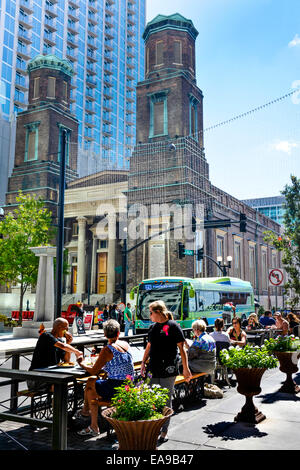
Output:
[{"xmin": 146, "ymin": 0, "xmax": 300, "ymax": 199}]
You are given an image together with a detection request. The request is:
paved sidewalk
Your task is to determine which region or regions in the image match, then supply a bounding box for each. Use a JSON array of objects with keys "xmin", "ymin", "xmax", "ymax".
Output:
[{"xmin": 0, "ymin": 367, "xmax": 300, "ymax": 451}]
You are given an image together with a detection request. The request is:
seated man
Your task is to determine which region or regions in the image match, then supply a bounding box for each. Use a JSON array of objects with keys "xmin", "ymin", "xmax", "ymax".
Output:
[
  {"xmin": 259, "ymin": 310, "xmax": 276, "ymax": 328},
  {"xmin": 27, "ymin": 317, "xmax": 82, "ymax": 391}
]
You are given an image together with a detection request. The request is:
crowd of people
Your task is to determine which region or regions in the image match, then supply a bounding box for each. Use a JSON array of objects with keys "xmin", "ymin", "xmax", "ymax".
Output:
[{"xmin": 27, "ymin": 302, "xmax": 299, "ymax": 442}]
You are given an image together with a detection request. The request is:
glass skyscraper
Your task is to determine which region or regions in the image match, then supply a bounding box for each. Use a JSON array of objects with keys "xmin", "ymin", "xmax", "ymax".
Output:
[
  {"xmin": 242, "ymin": 196, "xmax": 286, "ymax": 225},
  {"xmin": 0, "ymin": 0, "xmax": 145, "ymax": 175}
]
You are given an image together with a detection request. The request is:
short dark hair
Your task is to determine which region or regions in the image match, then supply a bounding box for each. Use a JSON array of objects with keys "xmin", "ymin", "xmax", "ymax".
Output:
[
  {"xmin": 215, "ymin": 318, "xmax": 224, "ymax": 331},
  {"xmin": 264, "ymin": 310, "xmax": 272, "ymax": 316}
]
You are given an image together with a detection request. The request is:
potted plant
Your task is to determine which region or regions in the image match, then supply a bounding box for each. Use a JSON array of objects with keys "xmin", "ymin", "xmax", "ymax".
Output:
[
  {"xmin": 264, "ymin": 335, "xmax": 300, "ymax": 394},
  {"xmin": 220, "ymin": 345, "xmax": 278, "ymax": 423},
  {"xmin": 101, "ymin": 374, "xmax": 173, "ymax": 450}
]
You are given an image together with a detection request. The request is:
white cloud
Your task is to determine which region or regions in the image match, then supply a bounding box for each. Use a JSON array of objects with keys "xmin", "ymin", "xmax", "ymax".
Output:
[
  {"xmin": 289, "ymin": 34, "xmax": 300, "ymax": 47},
  {"xmin": 271, "ymin": 141, "xmax": 298, "ymax": 154}
]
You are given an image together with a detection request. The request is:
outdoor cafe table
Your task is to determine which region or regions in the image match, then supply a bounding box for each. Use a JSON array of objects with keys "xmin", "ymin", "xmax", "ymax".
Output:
[{"xmin": 33, "ymin": 364, "xmax": 88, "ymax": 378}]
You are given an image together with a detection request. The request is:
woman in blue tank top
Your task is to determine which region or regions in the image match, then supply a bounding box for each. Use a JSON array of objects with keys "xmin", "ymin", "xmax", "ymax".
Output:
[{"xmin": 76, "ymin": 319, "xmax": 134, "ymax": 436}]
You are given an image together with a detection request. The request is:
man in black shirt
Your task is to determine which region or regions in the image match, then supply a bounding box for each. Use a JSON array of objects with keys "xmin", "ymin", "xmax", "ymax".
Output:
[{"xmin": 28, "ymin": 318, "xmax": 82, "ymax": 391}]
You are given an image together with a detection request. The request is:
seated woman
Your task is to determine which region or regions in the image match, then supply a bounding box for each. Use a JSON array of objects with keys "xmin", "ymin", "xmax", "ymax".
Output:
[
  {"xmin": 226, "ymin": 317, "xmax": 247, "ymax": 347},
  {"xmin": 187, "ymin": 319, "xmax": 216, "ymax": 374},
  {"xmin": 244, "ymin": 313, "xmax": 264, "ymax": 331},
  {"xmin": 287, "ymin": 313, "xmax": 300, "ymax": 336},
  {"xmin": 210, "ymin": 318, "xmax": 231, "ymax": 345},
  {"xmin": 76, "ymin": 319, "xmax": 134, "ymax": 436}
]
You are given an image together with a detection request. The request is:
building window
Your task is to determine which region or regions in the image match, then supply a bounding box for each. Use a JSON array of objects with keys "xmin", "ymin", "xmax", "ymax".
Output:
[
  {"xmin": 24, "ymin": 122, "xmax": 40, "ymax": 162},
  {"xmin": 173, "ymin": 40, "xmax": 182, "ymax": 64},
  {"xmin": 234, "ymin": 241, "xmax": 241, "ymax": 278},
  {"xmin": 155, "ymin": 41, "xmax": 163, "ymax": 66},
  {"xmin": 33, "ymin": 77, "xmax": 40, "ymax": 99},
  {"xmin": 249, "ymin": 245, "xmax": 256, "ymax": 287},
  {"xmin": 146, "ymin": 47, "xmax": 149, "ymax": 74},
  {"xmin": 63, "ymin": 80, "xmax": 68, "ymax": 102},
  {"xmin": 261, "ymin": 249, "xmax": 268, "ymax": 290},
  {"xmin": 189, "ymin": 45, "xmax": 194, "ymax": 70},
  {"xmin": 47, "ymin": 76, "xmax": 56, "ymax": 98},
  {"xmin": 188, "ymin": 94, "xmax": 199, "ymax": 138},
  {"xmin": 149, "ymin": 90, "xmax": 169, "ymax": 138}
]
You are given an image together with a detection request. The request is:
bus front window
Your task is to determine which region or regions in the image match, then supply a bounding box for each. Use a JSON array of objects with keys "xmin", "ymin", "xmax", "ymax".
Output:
[{"xmin": 137, "ymin": 288, "xmax": 182, "ymax": 321}]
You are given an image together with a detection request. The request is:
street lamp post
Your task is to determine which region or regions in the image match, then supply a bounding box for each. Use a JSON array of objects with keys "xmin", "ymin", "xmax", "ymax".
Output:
[
  {"xmin": 217, "ymin": 256, "xmax": 232, "ymax": 276},
  {"xmin": 55, "ymin": 129, "xmax": 67, "ymax": 319}
]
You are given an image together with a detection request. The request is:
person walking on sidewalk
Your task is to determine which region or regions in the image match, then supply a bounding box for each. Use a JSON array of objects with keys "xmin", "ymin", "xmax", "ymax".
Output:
[
  {"xmin": 124, "ymin": 302, "xmax": 136, "ymax": 336},
  {"xmin": 141, "ymin": 300, "xmax": 192, "ymax": 443}
]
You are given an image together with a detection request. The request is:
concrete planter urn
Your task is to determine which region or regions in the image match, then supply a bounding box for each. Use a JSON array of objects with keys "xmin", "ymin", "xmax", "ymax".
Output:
[
  {"xmin": 274, "ymin": 351, "xmax": 300, "ymax": 394},
  {"xmin": 102, "ymin": 406, "xmax": 173, "ymax": 450},
  {"xmin": 233, "ymin": 367, "xmax": 267, "ymax": 424}
]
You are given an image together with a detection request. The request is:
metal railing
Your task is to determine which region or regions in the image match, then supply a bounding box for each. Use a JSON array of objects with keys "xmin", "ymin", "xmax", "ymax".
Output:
[{"xmin": 0, "ymin": 369, "xmax": 71, "ymax": 450}]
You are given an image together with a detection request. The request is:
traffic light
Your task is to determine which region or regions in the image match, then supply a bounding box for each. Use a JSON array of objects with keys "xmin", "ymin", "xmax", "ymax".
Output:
[
  {"xmin": 197, "ymin": 247, "xmax": 204, "ymax": 261},
  {"xmin": 239, "ymin": 213, "xmax": 247, "ymax": 233},
  {"xmin": 178, "ymin": 242, "xmax": 185, "ymax": 259},
  {"xmin": 192, "ymin": 216, "xmax": 197, "ymax": 233}
]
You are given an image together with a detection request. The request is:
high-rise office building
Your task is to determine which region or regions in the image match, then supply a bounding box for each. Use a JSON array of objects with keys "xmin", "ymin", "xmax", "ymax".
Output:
[
  {"xmin": 0, "ymin": 0, "xmax": 145, "ymax": 180},
  {"xmin": 242, "ymin": 196, "xmax": 286, "ymax": 225}
]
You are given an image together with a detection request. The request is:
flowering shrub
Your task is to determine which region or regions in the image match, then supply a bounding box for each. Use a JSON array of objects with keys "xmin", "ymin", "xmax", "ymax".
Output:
[
  {"xmin": 264, "ymin": 335, "xmax": 300, "ymax": 353},
  {"xmin": 219, "ymin": 344, "xmax": 278, "ymax": 369},
  {"xmin": 110, "ymin": 374, "xmax": 169, "ymax": 421}
]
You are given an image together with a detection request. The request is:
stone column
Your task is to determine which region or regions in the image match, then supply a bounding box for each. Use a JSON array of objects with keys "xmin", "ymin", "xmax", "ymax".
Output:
[
  {"xmin": 13, "ymin": 246, "xmax": 56, "ymax": 338},
  {"xmin": 90, "ymin": 235, "xmax": 97, "ymax": 294},
  {"xmin": 77, "ymin": 216, "xmax": 87, "ymax": 296}
]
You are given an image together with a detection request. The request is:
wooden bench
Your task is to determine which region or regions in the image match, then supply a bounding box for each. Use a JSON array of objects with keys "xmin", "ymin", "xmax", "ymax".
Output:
[{"xmin": 172, "ymin": 372, "xmax": 207, "ymax": 412}]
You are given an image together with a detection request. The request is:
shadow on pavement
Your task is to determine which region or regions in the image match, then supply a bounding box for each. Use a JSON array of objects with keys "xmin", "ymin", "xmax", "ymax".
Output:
[{"xmin": 203, "ymin": 421, "xmax": 268, "ymax": 441}]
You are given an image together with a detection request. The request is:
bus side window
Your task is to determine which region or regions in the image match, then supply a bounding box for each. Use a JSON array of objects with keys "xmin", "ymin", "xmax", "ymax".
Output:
[
  {"xmin": 196, "ymin": 290, "xmax": 204, "ymax": 311},
  {"xmin": 182, "ymin": 289, "xmax": 189, "ymax": 319}
]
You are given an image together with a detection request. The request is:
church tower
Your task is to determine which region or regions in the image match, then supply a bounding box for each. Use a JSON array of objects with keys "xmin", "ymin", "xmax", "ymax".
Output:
[
  {"xmin": 5, "ymin": 55, "xmax": 78, "ymax": 218},
  {"xmin": 127, "ymin": 14, "xmax": 213, "ymax": 285}
]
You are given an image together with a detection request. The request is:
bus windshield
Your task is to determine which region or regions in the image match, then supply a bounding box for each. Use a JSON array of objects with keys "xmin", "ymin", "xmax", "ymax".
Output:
[{"xmin": 137, "ymin": 284, "xmax": 183, "ymax": 321}]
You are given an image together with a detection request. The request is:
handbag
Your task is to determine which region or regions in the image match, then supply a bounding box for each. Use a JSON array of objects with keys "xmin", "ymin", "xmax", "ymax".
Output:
[{"xmin": 203, "ymin": 383, "xmax": 223, "ymax": 399}]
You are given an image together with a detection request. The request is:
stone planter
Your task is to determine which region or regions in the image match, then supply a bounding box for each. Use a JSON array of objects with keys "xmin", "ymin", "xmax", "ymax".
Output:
[
  {"xmin": 233, "ymin": 368, "xmax": 266, "ymax": 424},
  {"xmin": 102, "ymin": 406, "xmax": 173, "ymax": 450},
  {"xmin": 274, "ymin": 351, "xmax": 300, "ymax": 394}
]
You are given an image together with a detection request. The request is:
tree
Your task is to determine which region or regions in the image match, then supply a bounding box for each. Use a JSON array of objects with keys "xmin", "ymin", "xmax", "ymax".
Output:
[
  {"xmin": 264, "ymin": 175, "xmax": 300, "ymax": 308},
  {"xmin": 0, "ymin": 192, "xmax": 54, "ymax": 323}
]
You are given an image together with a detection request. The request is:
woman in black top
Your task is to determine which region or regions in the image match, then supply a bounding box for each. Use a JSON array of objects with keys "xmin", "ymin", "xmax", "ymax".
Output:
[
  {"xmin": 287, "ymin": 313, "xmax": 300, "ymax": 335},
  {"xmin": 226, "ymin": 317, "xmax": 247, "ymax": 347},
  {"xmin": 141, "ymin": 300, "xmax": 192, "ymax": 443}
]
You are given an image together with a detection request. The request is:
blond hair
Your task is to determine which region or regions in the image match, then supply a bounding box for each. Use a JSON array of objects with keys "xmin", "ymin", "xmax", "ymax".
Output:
[
  {"xmin": 149, "ymin": 300, "xmax": 169, "ymax": 320},
  {"xmin": 248, "ymin": 313, "xmax": 258, "ymax": 323},
  {"xmin": 192, "ymin": 319, "xmax": 207, "ymax": 333}
]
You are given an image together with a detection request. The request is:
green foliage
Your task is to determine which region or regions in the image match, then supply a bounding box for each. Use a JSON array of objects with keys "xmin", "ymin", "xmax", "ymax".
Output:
[
  {"xmin": 264, "ymin": 175, "xmax": 300, "ymax": 308},
  {"xmin": 0, "ymin": 314, "xmax": 7, "ymax": 322},
  {"xmin": 0, "ymin": 192, "xmax": 54, "ymax": 317},
  {"xmin": 111, "ymin": 374, "xmax": 169, "ymax": 422},
  {"xmin": 257, "ymin": 306, "xmax": 265, "ymax": 318},
  {"xmin": 264, "ymin": 335, "xmax": 300, "ymax": 353},
  {"xmin": 219, "ymin": 344, "xmax": 278, "ymax": 369}
]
